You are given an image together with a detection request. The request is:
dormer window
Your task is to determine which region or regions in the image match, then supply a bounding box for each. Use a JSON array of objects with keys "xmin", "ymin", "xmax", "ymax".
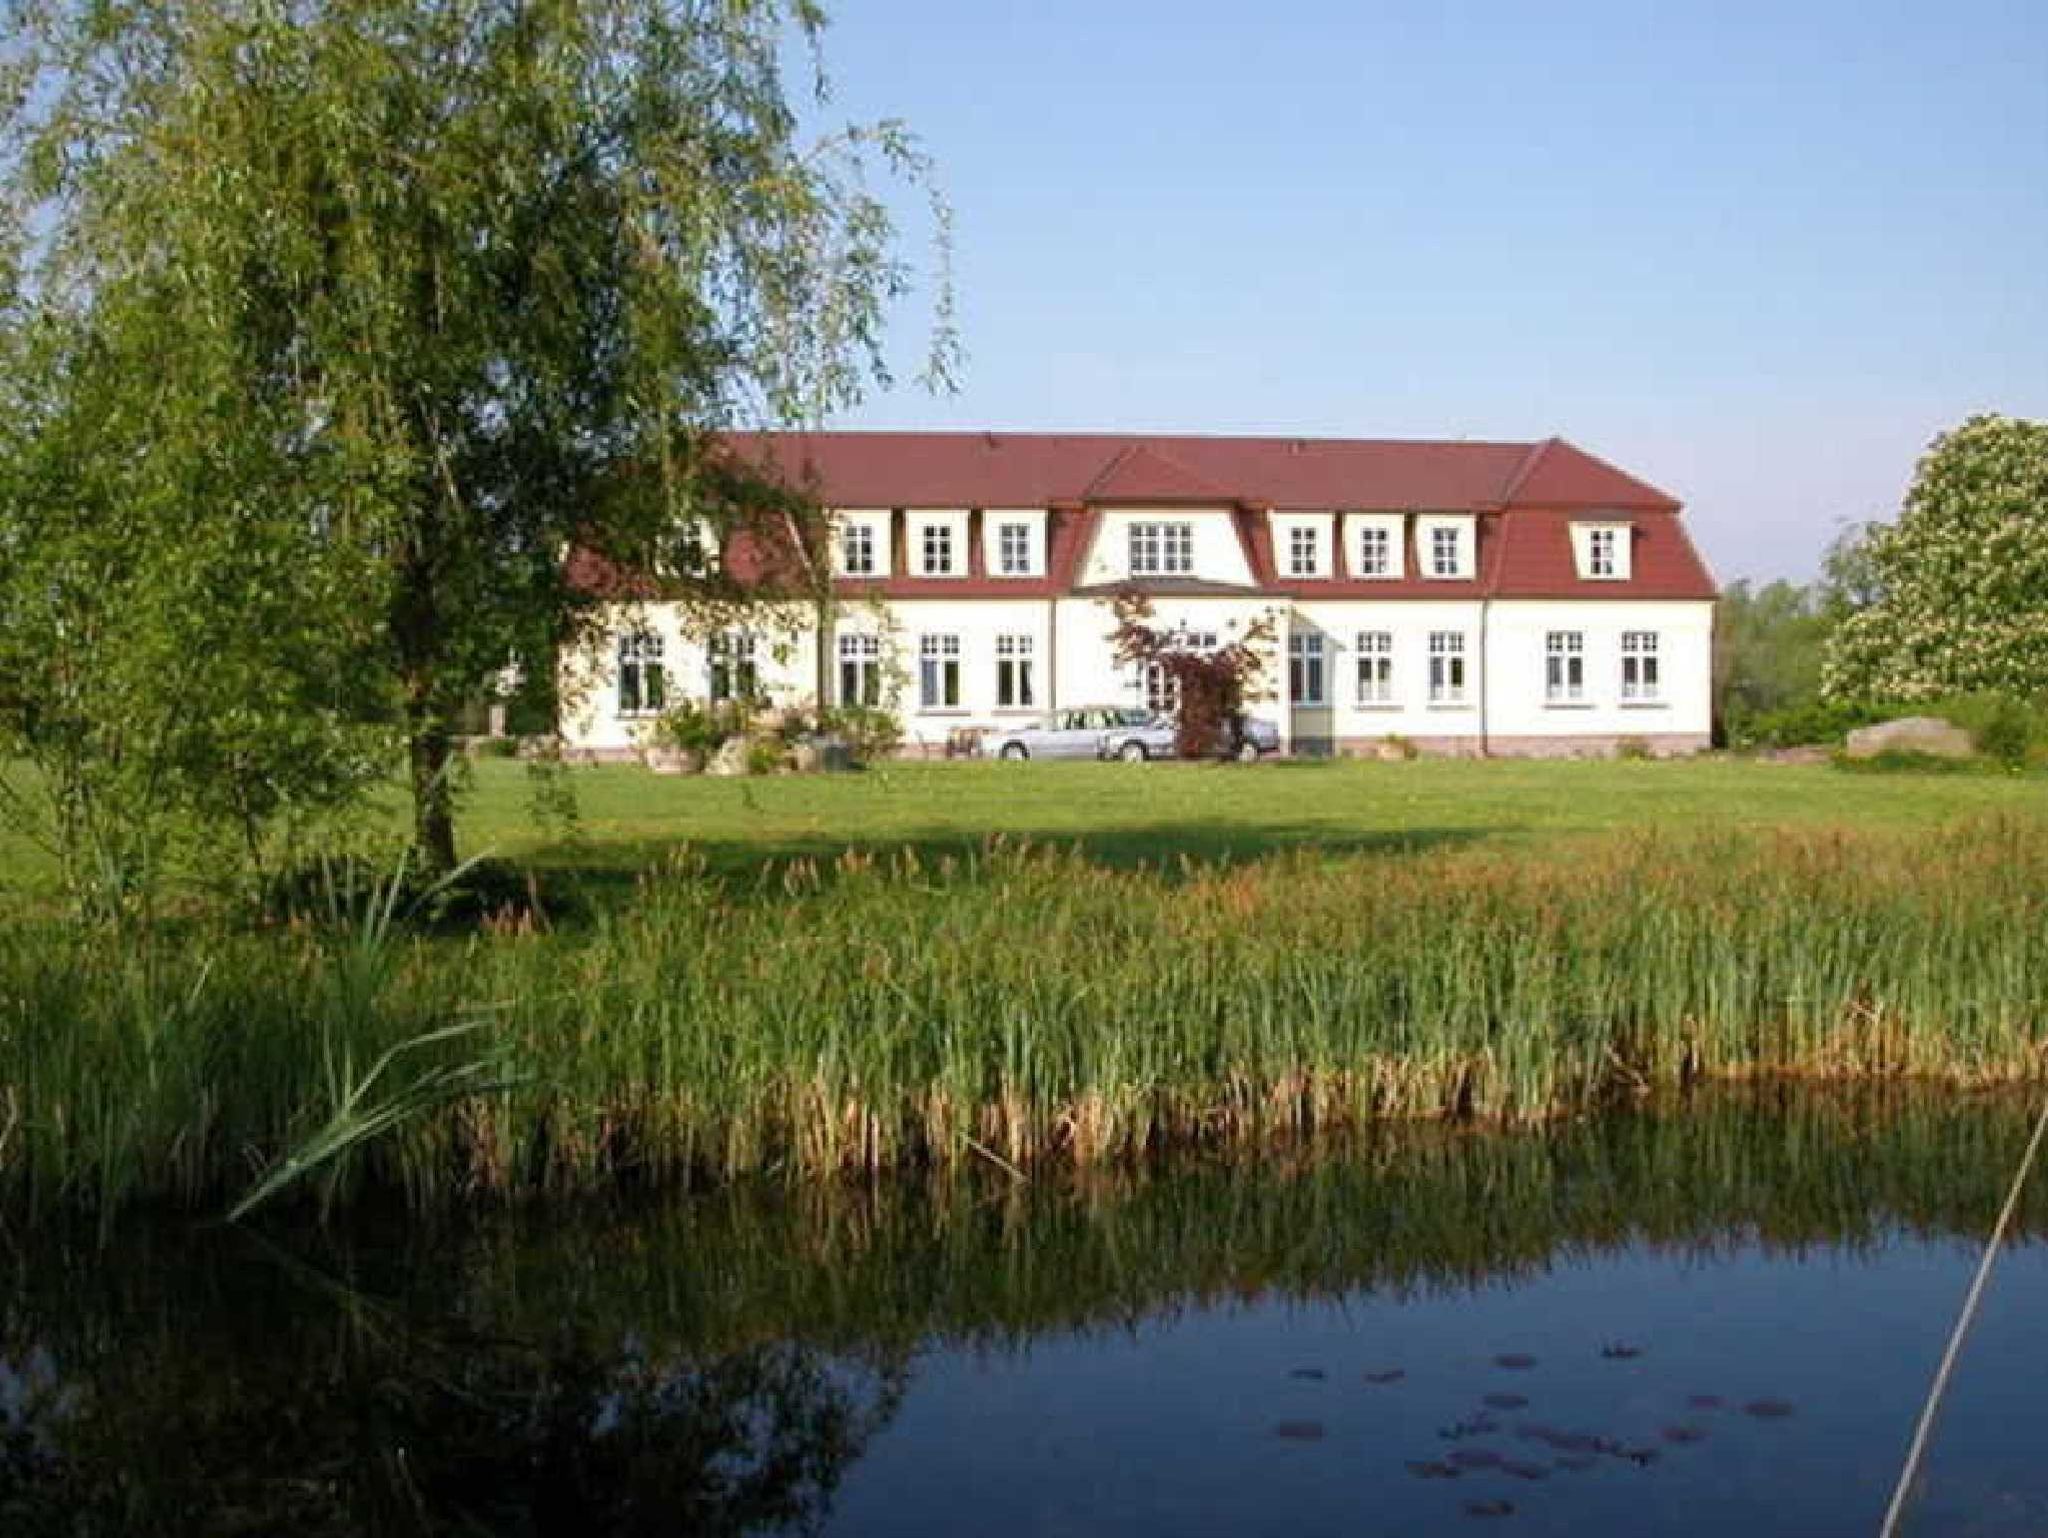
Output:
[
  {"xmin": 907, "ymin": 510, "xmax": 969, "ymax": 578},
  {"xmin": 1417, "ymin": 515, "xmax": 1475, "ymax": 580},
  {"xmin": 1357, "ymin": 526, "xmax": 1392, "ymax": 576},
  {"xmin": 1129, "ymin": 521, "xmax": 1193, "ymax": 577},
  {"xmin": 1288, "ymin": 526, "xmax": 1321, "ymax": 578},
  {"xmin": 1589, "ymin": 528, "xmax": 1617, "ymax": 577},
  {"xmin": 1430, "ymin": 527, "xmax": 1458, "ymax": 576},
  {"xmin": 841, "ymin": 523, "xmax": 876, "ymax": 576},
  {"xmin": 998, "ymin": 521, "xmax": 1034, "ymax": 575},
  {"xmin": 1572, "ymin": 520, "xmax": 1632, "ymax": 581},
  {"xmin": 921, "ymin": 523, "xmax": 955, "ymax": 576}
]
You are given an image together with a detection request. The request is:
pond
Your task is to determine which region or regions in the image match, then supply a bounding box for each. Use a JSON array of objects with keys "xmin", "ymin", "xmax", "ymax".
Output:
[{"xmin": 5, "ymin": 1086, "xmax": 2048, "ymax": 1535}]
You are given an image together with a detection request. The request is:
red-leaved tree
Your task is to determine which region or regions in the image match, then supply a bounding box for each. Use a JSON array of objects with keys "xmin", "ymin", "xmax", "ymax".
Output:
[{"xmin": 1109, "ymin": 591, "xmax": 1276, "ymax": 760}]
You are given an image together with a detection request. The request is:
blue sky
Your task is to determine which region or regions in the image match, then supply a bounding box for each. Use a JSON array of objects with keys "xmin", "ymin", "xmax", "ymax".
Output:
[{"xmin": 812, "ymin": 0, "xmax": 2048, "ymax": 582}]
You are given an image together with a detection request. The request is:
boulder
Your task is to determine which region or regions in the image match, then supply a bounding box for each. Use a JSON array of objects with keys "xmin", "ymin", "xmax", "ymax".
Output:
[
  {"xmin": 1843, "ymin": 716, "xmax": 1975, "ymax": 760},
  {"xmin": 705, "ymin": 736, "xmax": 753, "ymax": 777},
  {"xmin": 642, "ymin": 746, "xmax": 699, "ymax": 776}
]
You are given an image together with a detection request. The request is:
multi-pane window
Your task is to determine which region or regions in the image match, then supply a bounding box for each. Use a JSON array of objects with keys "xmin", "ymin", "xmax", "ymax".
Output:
[
  {"xmin": 996, "ymin": 634, "xmax": 1036, "ymax": 708},
  {"xmin": 919, "ymin": 634, "xmax": 962, "ymax": 709},
  {"xmin": 1430, "ymin": 526, "xmax": 1461, "ymax": 578},
  {"xmin": 1428, "ymin": 631, "xmax": 1467, "ymax": 703},
  {"xmin": 1588, "ymin": 527, "xmax": 1619, "ymax": 578},
  {"xmin": 1288, "ymin": 526, "xmax": 1322, "ymax": 578},
  {"xmin": 1357, "ymin": 526, "xmax": 1392, "ymax": 577},
  {"xmin": 617, "ymin": 632, "xmax": 666, "ymax": 717},
  {"xmin": 921, "ymin": 523, "xmax": 956, "ymax": 576},
  {"xmin": 1129, "ymin": 521, "xmax": 1194, "ymax": 576},
  {"xmin": 1622, "ymin": 631, "xmax": 1661, "ymax": 701},
  {"xmin": 1139, "ymin": 630, "xmax": 1216, "ymax": 713},
  {"xmin": 1545, "ymin": 631, "xmax": 1585, "ymax": 703},
  {"xmin": 837, "ymin": 633, "xmax": 882, "ymax": 707},
  {"xmin": 708, "ymin": 631, "xmax": 759, "ymax": 703},
  {"xmin": 997, "ymin": 521, "xmax": 1035, "ymax": 576},
  {"xmin": 840, "ymin": 522, "xmax": 877, "ymax": 577},
  {"xmin": 1288, "ymin": 632, "xmax": 1327, "ymax": 706},
  {"xmin": 1355, "ymin": 631, "xmax": 1394, "ymax": 705}
]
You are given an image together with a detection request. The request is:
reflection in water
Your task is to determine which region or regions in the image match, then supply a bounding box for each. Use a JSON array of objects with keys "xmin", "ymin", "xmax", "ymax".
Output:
[{"xmin": 3, "ymin": 1086, "xmax": 2048, "ymax": 1535}]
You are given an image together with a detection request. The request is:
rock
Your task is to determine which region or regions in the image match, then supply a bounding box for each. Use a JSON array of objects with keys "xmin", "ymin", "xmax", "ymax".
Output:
[
  {"xmin": 705, "ymin": 736, "xmax": 753, "ymax": 777},
  {"xmin": 642, "ymin": 747, "xmax": 698, "ymax": 776},
  {"xmin": 1843, "ymin": 716, "xmax": 1975, "ymax": 759}
]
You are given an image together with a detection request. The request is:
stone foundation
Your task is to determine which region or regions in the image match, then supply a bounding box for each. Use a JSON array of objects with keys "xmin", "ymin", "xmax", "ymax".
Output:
[{"xmin": 1317, "ymin": 732, "xmax": 1708, "ymax": 760}]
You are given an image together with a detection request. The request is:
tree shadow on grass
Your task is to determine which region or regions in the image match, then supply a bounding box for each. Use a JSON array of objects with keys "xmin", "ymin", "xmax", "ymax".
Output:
[{"xmin": 524, "ymin": 822, "xmax": 1499, "ymax": 924}]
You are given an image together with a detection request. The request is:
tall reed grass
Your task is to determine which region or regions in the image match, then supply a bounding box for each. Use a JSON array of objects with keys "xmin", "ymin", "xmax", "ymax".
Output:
[{"xmin": 3, "ymin": 819, "xmax": 2045, "ymax": 1214}]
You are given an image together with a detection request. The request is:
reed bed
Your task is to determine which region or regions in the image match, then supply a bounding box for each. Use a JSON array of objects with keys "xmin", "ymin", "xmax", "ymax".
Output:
[{"xmin": 3, "ymin": 818, "xmax": 2046, "ymax": 1214}]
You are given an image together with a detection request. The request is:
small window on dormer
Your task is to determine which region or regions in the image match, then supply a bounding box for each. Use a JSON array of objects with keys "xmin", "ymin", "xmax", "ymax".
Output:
[
  {"xmin": 997, "ymin": 521, "xmax": 1035, "ymax": 576},
  {"xmin": 1430, "ymin": 526, "xmax": 1461, "ymax": 578},
  {"xmin": 922, "ymin": 522, "xmax": 956, "ymax": 576},
  {"xmin": 1287, "ymin": 526, "xmax": 1322, "ymax": 578},
  {"xmin": 1357, "ymin": 525, "xmax": 1393, "ymax": 577},
  {"xmin": 841, "ymin": 523, "xmax": 877, "ymax": 577},
  {"xmin": 1589, "ymin": 528, "xmax": 1617, "ymax": 578}
]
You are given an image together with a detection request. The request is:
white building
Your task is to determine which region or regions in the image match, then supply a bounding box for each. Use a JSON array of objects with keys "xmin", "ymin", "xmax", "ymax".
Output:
[{"xmin": 560, "ymin": 432, "xmax": 1717, "ymax": 758}]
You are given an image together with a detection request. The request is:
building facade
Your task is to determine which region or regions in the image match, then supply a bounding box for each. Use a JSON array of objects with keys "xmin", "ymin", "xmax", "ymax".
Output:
[{"xmin": 559, "ymin": 432, "xmax": 1718, "ymax": 758}]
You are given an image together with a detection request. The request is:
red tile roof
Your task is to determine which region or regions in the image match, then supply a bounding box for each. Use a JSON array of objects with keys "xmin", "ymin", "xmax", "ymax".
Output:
[
  {"xmin": 720, "ymin": 430, "xmax": 1682, "ymax": 514},
  {"xmin": 570, "ymin": 433, "xmax": 1714, "ymax": 603}
]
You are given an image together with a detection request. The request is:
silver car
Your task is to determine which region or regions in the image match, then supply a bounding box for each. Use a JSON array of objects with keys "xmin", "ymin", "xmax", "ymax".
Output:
[
  {"xmin": 984, "ymin": 706, "xmax": 1169, "ymax": 762},
  {"xmin": 986, "ymin": 708, "xmax": 1280, "ymax": 763}
]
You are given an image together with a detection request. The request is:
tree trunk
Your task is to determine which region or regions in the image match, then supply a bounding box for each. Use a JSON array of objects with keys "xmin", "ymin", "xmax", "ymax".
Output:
[{"xmin": 407, "ymin": 707, "xmax": 459, "ymax": 879}]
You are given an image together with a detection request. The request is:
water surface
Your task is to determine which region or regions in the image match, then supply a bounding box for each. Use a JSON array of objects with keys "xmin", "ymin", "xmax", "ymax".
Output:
[{"xmin": 5, "ymin": 1087, "xmax": 2047, "ymax": 1535}]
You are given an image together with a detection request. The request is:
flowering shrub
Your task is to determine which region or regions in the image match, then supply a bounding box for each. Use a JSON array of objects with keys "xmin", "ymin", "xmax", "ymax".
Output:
[
  {"xmin": 1823, "ymin": 414, "xmax": 2048, "ymax": 702},
  {"xmin": 1108, "ymin": 591, "xmax": 1275, "ymax": 760}
]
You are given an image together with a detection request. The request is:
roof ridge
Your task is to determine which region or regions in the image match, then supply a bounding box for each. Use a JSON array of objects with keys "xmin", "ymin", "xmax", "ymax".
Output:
[{"xmin": 1494, "ymin": 437, "xmax": 1559, "ymax": 507}]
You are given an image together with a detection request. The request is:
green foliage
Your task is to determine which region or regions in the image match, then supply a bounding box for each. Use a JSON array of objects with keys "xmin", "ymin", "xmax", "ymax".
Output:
[
  {"xmin": 1714, "ymin": 576, "xmax": 1833, "ymax": 744},
  {"xmin": 816, "ymin": 704, "xmax": 903, "ymax": 764},
  {"xmin": 657, "ymin": 699, "xmax": 751, "ymax": 758},
  {"xmin": 1725, "ymin": 696, "xmax": 1896, "ymax": 750},
  {"xmin": 8, "ymin": 819, "xmax": 2048, "ymax": 1215},
  {"xmin": 7, "ymin": 0, "xmax": 953, "ymax": 878},
  {"xmin": 1824, "ymin": 414, "xmax": 2048, "ymax": 702}
]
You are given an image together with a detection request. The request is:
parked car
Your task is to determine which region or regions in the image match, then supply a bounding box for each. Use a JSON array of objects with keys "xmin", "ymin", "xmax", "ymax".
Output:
[{"xmin": 984, "ymin": 708, "xmax": 1281, "ymax": 763}]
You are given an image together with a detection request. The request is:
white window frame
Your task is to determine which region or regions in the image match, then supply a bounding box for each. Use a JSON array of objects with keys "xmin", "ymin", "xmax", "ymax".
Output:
[
  {"xmin": 995, "ymin": 633, "xmax": 1037, "ymax": 709},
  {"xmin": 1129, "ymin": 521, "xmax": 1194, "ymax": 577},
  {"xmin": 1621, "ymin": 630, "xmax": 1662, "ymax": 702},
  {"xmin": 1288, "ymin": 631, "xmax": 1327, "ymax": 707},
  {"xmin": 920, "ymin": 522, "xmax": 957, "ymax": 577},
  {"xmin": 1429, "ymin": 526, "xmax": 1460, "ymax": 578},
  {"xmin": 839, "ymin": 522, "xmax": 877, "ymax": 577},
  {"xmin": 1428, "ymin": 630, "xmax": 1467, "ymax": 704},
  {"xmin": 1588, "ymin": 528, "xmax": 1618, "ymax": 579},
  {"xmin": 1287, "ymin": 525, "xmax": 1322, "ymax": 579},
  {"xmin": 996, "ymin": 521, "xmax": 1035, "ymax": 577},
  {"xmin": 837, "ymin": 632, "xmax": 882, "ymax": 708},
  {"xmin": 1545, "ymin": 631, "xmax": 1586, "ymax": 704},
  {"xmin": 616, "ymin": 631, "xmax": 666, "ymax": 718},
  {"xmin": 919, "ymin": 633, "xmax": 962, "ymax": 710},
  {"xmin": 1356, "ymin": 525, "xmax": 1393, "ymax": 578},
  {"xmin": 707, "ymin": 630, "xmax": 760, "ymax": 704},
  {"xmin": 1355, "ymin": 630, "xmax": 1394, "ymax": 705}
]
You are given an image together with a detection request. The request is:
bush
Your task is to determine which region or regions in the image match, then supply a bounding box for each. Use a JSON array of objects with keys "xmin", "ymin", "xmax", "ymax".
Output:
[
  {"xmin": 1724, "ymin": 697, "xmax": 1893, "ymax": 750},
  {"xmin": 1615, "ymin": 736, "xmax": 1655, "ymax": 762},
  {"xmin": 745, "ymin": 737, "xmax": 788, "ymax": 776},
  {"xmin": 656, "ymin": 699, "xmax": 749, "ymax": 757},
  {"xmin": 817, "ymin": 705, "xmax": 902, "ymax": 764}
]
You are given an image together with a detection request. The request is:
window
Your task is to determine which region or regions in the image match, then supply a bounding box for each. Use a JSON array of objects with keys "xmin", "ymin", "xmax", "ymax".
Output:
[
  {"xmin": 997, "ymin": 521, "xmax": 1035, "ymax": 576},
  {"xmin": 1357, "ymin": 526, "xmax": 1392, "ymax": 577},
  {"xmin": 1588, "ymin": 528, "xmax": 1618, "ymax": 578},
  {"xmin": 838, "ymin": 633, "xmax": 882, "ymax": 707},
  {"xmin": 616, "ymin": 632, "xmax": 665, "ymax": 717},
  {"xmin": 840, "ymin": 523, "xmax": 877, "ymax": 577},
  {"xmin": 921, "ymin": 523, "xmax": 956, "ymax": 576},
  {"xmin": 1545, "ymin": 631, "xmax": 1585, "ymax": 703},
  {"xmin": 1622, "ymin": 631, "xmax": 1661, "ymax": 701},
  {"xmin": 919, "ymin": 634, "xmax": 961, "ymax": 709},
  {"xmin": 708, "ymin": 631, "xmax": 759, "ymax": 703},
  {"xmin": 1430, "ymin": 526, "xmax": 1461, "ymax": 578},
  {"xmin": 1288, "ymin": 632, "xmax": 1327, "ymax": 706},
  {"xmin": 1129, "ymin": 521, "xmax": 1194, "ymax": 576},
  {"xmin": 996, "ymin": 634, "xmax": 1036, "ymax": 708},
  {"xmin": 1355, "ymin": 631, "xmax": 1394, "ymax": 705},
  {"xmin": 1287, "ymin": 526, "xmax": 1322, "ymax": 578},
  {"xmin": 1138, "ymin": 629, "xmax": 1216, "ymax": 713},
  {"xmin": 1428, "ymin": 631, "xmax": 1467, "ymax": 704}
]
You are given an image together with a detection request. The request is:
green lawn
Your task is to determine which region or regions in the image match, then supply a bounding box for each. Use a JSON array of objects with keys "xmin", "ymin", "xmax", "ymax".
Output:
[
  {"xmin": 5, "ymin": 755, "xmax": 2044, "ymax": 911},
  {"xmin": 465, "ymin": 754, "xmax": 2044, "ymax": 890}
]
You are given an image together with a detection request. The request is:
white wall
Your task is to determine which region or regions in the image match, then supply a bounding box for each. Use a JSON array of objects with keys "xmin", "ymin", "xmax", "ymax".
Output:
[
  {"xmin": 859, "ymin": 599, "xmax": 1056, "ymax": 750},
  {"xmin": 1290, "ymin": 599, "xmax": 1489, "ymax": 746},
  {"xmin": 1483, "ymin": 600, "xmax": 1712, "ymax": 742},
  {"xmin": 1076, "ymin": 508, "xmax": 1255, "ymax": 588},
  {"xmin": 1052, "ymin": 595, "xmax": 1280, "ymax": 715}
]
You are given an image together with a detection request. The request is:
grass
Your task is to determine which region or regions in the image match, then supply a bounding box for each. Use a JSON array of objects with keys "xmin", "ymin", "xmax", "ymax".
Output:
[{"xmin": 4, "ymin": 763, "xmax": 2048, "ymax": 1214}]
